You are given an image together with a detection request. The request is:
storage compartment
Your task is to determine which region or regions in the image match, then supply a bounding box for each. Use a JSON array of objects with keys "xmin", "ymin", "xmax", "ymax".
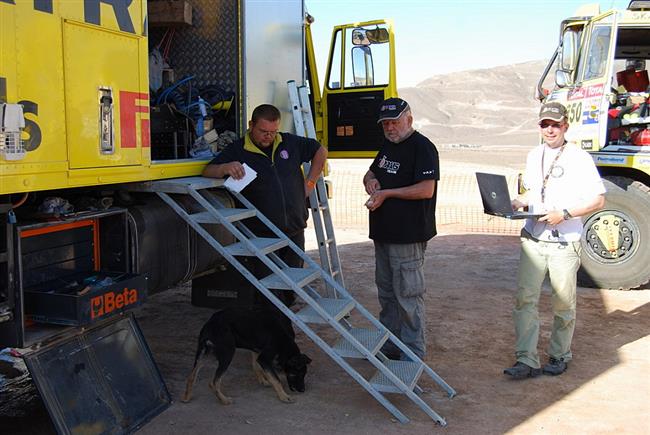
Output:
[
  {"xmin": 18, "ymin": 211, "xmax": 144, "ymax": 327},
  {"xmin": 25, "ymin": 271, "xmax": 146, "ymax": 326},
  {"xmin": 191, "ymin": 262, "xmax": 256, "ymax": 309},
  {"xmin": 0, "ymin": 209, "xmax": 142, "ymax": 348}
]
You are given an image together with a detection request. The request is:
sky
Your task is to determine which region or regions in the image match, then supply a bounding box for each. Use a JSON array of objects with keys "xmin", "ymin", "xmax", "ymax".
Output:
[{"xmin": 305, "ymin": 0, "xmax": 632, "ymax": 88}]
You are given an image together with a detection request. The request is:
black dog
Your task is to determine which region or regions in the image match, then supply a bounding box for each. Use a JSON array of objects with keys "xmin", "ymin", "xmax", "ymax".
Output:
[{"xmin": 181, "ymin": 306, "xmax": 311, "ymax": 404}]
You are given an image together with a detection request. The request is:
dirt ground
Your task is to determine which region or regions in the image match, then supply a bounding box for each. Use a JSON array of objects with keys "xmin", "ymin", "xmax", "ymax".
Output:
[
  {"xmin": 133, "ymin": 228, "xmax": 650, "ymax": 435},
  {"xmin": 2, "ymin": 151, "xmax": 650, "ymax": 434}
]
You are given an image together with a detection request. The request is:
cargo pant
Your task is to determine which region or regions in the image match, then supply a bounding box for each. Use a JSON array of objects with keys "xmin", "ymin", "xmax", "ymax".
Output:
[
  {"xmin": 513, "ymin": 234, "xmax": 582, "ymax": 368},
  {"xmin": 374, "ymin": 241, "xmax": 427, "ymax": 359}
]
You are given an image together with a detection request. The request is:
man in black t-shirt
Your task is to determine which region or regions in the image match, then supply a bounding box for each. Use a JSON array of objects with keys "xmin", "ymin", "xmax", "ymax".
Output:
[
  {"xmin": 362, "ymin": 98, "xmax": 439, "ymax": 360},
  {"xmin": 203, "ymin": 104, "xmax": 327, "ymax": 307}
]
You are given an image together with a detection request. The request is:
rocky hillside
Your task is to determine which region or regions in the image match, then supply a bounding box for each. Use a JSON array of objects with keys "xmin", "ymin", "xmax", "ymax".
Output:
[{"xmin": 399, "ymin": 60, "xmax": 549, "ymax": 146}]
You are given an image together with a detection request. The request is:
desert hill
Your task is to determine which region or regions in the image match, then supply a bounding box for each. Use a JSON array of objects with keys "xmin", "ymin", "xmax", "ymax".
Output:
[{"xmin": 399, "ymin": 59, "xmax": 549, "ymax": 147}]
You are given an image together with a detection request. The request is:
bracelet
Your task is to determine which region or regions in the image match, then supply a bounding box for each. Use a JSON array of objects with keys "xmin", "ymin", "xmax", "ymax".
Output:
[{"xmin": 306, "ymin": 179, "xmax": 316, "ymax": 189}]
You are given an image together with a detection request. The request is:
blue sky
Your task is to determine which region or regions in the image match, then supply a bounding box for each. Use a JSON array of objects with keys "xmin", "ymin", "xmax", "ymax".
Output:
[{"xmin": 306, "ymin": 0, "xmax": 631, "ymax": 87}]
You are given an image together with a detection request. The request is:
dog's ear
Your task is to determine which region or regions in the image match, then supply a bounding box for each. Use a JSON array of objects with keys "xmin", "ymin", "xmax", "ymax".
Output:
[{"xmin": 301, "ymin": 354, "xmax": 312, "ymax": 365}]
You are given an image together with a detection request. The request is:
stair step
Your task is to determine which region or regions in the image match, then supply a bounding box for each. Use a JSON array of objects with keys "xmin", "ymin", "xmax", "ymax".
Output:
[
  {"xmin": 190, "ymin": 208, "xmax": 256, "ymax": 224},
  {"xmin": 333, "ymin": 328, "xmax": 389, "ymax": 358},
  {"xmin": 260, "ymin": 267, "xmax": 320, "ymax": 289},
  {"xmin": 296, "ymin": 298, "xmax": 354, "ymax": 324},
  {"xmin": 225, "ymin": 237, "xmax": 288, "ymax": 256},
  {"xmin": 369, "ymin": 360, "xmax": 424, "ymax": 394}
]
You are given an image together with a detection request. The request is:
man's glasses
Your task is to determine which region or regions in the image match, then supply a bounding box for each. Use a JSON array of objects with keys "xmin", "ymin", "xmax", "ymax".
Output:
[
  {"xmin": 255, "ymin": 128, "xmax": 278, "ymax": 137},
  {"xmin": 538, "ymin": 121, "xmax": 562, "ymax": 129}
]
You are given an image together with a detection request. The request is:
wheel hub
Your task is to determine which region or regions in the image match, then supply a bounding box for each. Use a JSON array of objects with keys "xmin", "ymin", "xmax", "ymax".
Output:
[{"xmin": 584, "ymin": 212, "xmax": 636, "ymax": 262}]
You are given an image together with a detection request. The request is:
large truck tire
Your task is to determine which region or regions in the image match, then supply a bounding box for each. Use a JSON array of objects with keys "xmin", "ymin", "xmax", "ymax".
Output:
[{"xmin": 578, "ymin": 176, "xmax": 650, "ymax": 290}]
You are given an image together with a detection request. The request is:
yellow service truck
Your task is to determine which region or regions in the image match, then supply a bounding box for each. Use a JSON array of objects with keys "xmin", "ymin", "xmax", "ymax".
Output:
[
  {"xmin": 0, "ymin": 1, "xmax": 397, "ymax": 430},
  {"xmin": 536, "ymin": 1, "xmax": 650, "ymax": 290},
  {"xmin": 0, "ymin": 0, "xmax": 397, "ymax": 349}
]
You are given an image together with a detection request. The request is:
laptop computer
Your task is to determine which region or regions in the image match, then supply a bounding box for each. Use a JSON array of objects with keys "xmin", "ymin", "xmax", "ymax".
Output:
[{"xmin": 475, "ymin": 172, "xmax": 545, "ymax": 220}]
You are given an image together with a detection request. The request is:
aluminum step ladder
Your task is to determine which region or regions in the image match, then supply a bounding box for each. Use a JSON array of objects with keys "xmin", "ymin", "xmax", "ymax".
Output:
[
  {"xmin": 130, "ymin": 176, "xmax": 455, "ymax": 425},
  {"xmin": 288, "ymin": 80, "xmax": 344, "ymax": 297}
]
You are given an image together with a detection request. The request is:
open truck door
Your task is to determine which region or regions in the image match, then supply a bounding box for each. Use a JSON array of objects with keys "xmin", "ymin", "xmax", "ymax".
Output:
[{"xmin": 307, "ymin": 19, "xmax": 397, "ymax": 158}]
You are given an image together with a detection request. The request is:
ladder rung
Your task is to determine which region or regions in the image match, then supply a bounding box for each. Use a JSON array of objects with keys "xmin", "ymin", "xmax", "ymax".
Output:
[
  {"xmin": 225, "ymin": 237, "xmax": 288, "ymax": 256},
  {"xmin": 333, "ymin": 328, "xmax": 389, "ymax": 358},
  {"xmin": 296, "ymin": 298, "xmax": 354, "ymax": 324},
  {"xmin": 369, "ymin": 360, "xmax": 424, "ymax": 393},
  {"xmin": 259, "ymin": 267, "xmax": 321, "ymax": 289},
  {"xmin": 190, "ymin": 208, "xmax": 256, "ymax": 224}
]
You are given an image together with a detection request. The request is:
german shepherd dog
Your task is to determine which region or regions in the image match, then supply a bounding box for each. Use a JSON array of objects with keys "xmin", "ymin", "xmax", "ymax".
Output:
[{"xmin": 181, "ymin": 306, "xmax": 311, "ymax": 404}]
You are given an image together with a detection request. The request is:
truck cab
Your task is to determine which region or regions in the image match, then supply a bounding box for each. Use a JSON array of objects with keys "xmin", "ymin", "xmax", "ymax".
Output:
[{"xmin": 536, "ymin": 1, "xmax": 650, "ymax": 290}]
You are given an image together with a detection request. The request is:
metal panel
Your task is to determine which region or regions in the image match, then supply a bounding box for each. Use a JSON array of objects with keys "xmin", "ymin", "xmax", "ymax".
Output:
[
  {"xmin": 243, "ymin": 0, "xmax": 304, "ymax": 132},
  {"xmin": 24, "ymin": 314, "xmax": 170, "ymax": 435}
]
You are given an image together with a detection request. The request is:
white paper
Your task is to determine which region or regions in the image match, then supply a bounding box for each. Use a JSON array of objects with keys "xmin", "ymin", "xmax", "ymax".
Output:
[{"xmin": 223, "ymin": 163, "xmax": 257, "ymax": 193}]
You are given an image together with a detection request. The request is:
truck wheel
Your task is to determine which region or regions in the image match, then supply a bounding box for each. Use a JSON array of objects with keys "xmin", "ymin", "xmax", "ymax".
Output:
[{"xmin": 578, "ymin": 176, "xmax": 650, "ymax": 290}]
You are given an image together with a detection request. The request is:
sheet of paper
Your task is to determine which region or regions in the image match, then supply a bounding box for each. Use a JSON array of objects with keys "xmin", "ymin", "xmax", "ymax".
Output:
[{"xmin": 223, "ymin": 163, "xmax": 257, "ymax": 193}]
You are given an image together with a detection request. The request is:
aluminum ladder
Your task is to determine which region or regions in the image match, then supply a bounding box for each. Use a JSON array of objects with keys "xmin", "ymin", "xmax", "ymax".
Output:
[
  {"xmin": 287, "ymin": 80, "xmax": 344, "ymax": 297},
  {"xmin": 130, "ymin": 175, "xmax": 455, "ymax": 425}
]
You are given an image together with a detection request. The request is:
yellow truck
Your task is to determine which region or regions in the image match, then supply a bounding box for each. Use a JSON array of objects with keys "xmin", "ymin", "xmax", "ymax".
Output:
[
  {"xmin": 0, "ymin": 0, "xmax": 397, "ymax": 349},
  {"xmin": 536, "ymin": 0, "xmax": 650, "ymax": 290}
]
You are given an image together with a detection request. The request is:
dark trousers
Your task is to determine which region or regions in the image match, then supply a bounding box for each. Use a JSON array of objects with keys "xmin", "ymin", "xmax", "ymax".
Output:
[{"xmin": 247, "ymin": 231, "xmax": 305, "ymax": 308}]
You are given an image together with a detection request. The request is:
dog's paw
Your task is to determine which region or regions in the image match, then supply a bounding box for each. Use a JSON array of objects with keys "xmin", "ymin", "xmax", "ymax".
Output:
[
  {"xmin": 218, "ymin": 396, "xmax": 234, "ymax": 405},
  {"xmin": 180, "ymin": 395, "xmax": 191, "ymax": 403},
  {"xmin": 279, "ymin": 394, "xmax": 295, "ymax": 404}
]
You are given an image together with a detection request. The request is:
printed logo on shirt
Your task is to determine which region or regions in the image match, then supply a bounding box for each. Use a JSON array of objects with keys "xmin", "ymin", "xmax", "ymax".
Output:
[
  {"xmin": 551, "ymin": 165, "xmax": 564, "ymax": 178},
  {"xmin": 422, "ymin": 169, "xmax": 436, "ymax": 176},
  {"xmin": 378, "ymin": 155, "xmax": 400, "ymax": 174},
  {"xmin": 280, "ymin": 150, "xmax": 289, "ymax": 159}
]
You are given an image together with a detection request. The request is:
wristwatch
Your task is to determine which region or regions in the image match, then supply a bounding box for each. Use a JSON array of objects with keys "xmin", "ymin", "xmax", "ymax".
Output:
[{"xmin": 562, "ymin": 209, "xmax": 573, "ymax": 220}]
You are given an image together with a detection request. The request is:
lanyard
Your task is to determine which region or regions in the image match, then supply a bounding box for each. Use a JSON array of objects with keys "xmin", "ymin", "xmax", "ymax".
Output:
[{"xmin": 540, "ymin": 142, "xmax": 566, "ymax": 203}]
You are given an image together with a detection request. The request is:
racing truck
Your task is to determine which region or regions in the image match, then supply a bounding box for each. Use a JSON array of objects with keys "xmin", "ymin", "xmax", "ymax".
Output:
[{"xmin": 536, "ymin": 0, "xmax": 650, "ymax": 290}]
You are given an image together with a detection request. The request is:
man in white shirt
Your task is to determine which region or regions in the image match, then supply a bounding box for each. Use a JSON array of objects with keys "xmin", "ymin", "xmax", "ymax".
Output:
[{"xmin": 504, "ymin": 102, "xmax": 606, "ymax": 379}]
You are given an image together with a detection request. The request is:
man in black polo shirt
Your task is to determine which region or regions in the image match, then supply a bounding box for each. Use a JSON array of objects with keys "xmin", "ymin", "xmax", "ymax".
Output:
[
  {"xmin": 362, "ymin": 98, "xmax": 439, "ymax": 360},
  {"xmin": 203, "ymin": 104, "xmax": 327, "ymax": 306}
]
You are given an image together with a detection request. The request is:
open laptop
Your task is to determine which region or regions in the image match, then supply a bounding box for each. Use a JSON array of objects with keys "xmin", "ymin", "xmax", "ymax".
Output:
[{"xmin": 475, "ymin": 172, "xmax": 545, "ymax": 220}]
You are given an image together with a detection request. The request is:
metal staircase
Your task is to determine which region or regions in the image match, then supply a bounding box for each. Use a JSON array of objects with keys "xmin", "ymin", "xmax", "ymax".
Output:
[{"xmin": 129, "ymin": 173, "xmax": 455, "ymax": 425}]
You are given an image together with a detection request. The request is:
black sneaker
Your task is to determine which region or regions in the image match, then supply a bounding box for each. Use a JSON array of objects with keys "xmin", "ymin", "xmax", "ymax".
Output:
[
  {"xmin": 542, "ymin": 357, "xmax": 568, "ymax": 376},
  {"xmin": 503, "ymin": 361, "xmax": 541, "ymax": 379}
]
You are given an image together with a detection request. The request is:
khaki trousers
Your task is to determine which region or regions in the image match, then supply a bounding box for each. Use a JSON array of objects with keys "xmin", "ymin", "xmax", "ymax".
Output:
[{"xmin": 513, "ymin": 234, "xmax": 582, "ymax": 368}]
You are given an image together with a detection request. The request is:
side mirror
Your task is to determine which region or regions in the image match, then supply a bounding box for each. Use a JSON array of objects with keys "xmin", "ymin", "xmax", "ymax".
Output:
[
  {"xmin": 366, "ymin": 27, "xmax": 389, "ymax": 44},
  {"xmin": 560, "ymin": 29, "xmax": 579, "ymax": 71},
  {"xmin": 351, "ymin": 26, "xmax": 389, "ymax": 46},
  {"xmin": 555, "ymin": 70, "xmax": 572, "ymax": 88}
]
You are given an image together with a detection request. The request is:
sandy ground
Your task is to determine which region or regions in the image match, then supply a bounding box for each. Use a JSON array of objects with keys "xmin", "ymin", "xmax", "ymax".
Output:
[
  {"xmin": 134, "ymin": 229, "xmax": 650, "ymax": 435},
  {"xmin": 2, "ymin": 149, "xmax": 649, "ymax": 434},
  {"xmin": 136, "ymin": 151, "xmax": 650, "ymax": 434}
]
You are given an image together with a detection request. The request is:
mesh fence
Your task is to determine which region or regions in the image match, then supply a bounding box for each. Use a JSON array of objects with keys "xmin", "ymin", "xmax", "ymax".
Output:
[{"xmin": 324, "ymin": 159, "xmax": 523, "ymax": 235}]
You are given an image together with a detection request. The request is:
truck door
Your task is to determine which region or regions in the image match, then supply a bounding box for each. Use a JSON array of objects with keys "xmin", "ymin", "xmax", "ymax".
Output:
[
  {"xmin": 565, "ymin": 12, "xmax": 618, "ymax": 150},
  {"xmin": 321, "ymin": 20, "xmax": 396, "ymax": 157},
  {"xmin": 65, "ymin": 13, "xmax": 148, "ymax": 169}
]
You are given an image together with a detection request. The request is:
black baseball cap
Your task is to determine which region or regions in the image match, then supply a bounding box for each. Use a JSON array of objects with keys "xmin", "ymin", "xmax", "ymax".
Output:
[{"xmin": 377, "ymin": 98, "xmax": 410, "ymax": 123}]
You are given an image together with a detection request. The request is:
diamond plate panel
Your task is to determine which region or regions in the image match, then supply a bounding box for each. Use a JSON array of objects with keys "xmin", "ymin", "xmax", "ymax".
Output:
[{"xmin": 149, "ymin": 0, "xmax": 239, "ymax": 94}]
